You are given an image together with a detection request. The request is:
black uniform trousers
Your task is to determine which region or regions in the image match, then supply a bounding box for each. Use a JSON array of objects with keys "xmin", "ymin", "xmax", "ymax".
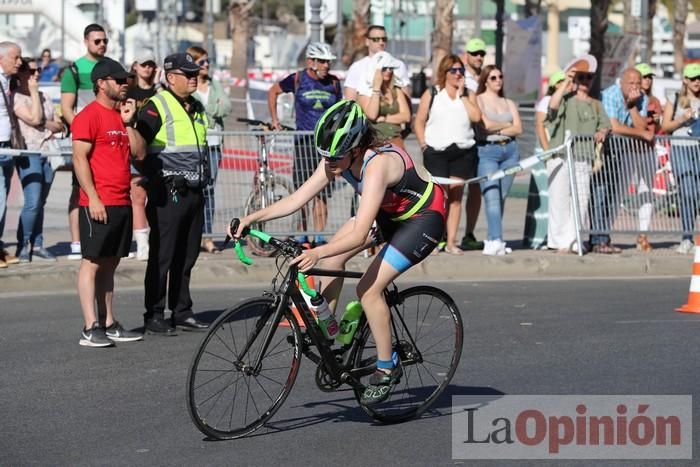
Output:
[{"xmin": 144, "ymin": 178, "xmax": 204, "ymax": 322}]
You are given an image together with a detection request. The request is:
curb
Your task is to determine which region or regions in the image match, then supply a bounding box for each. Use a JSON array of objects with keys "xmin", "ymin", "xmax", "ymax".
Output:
[{"xmin": 0, "ymin": 251, "xmax": 692, "ymax": 295}]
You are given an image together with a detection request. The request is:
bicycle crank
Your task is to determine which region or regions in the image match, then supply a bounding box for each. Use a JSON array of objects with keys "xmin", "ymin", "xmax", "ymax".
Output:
[{"xmin": 315, "ymin": 361, "xmax": 342, "ymax": 392}]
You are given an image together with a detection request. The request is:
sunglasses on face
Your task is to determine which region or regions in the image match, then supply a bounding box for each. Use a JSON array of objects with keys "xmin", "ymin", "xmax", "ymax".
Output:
[
  {"xmin": 448, "ymin": 67, "xmax": 465, "ymax": 75},
  {"xmin": 105, "ymin": 77, "xmax": 129, "ymax": 85},
  {"xmin": 688, "ymin": 76, "xmax": 700, "ymax": 82},
  {"xmin": 381, "ymin": 66, "xmax": 395, "ymax": 72},
  {"xmin": 468, "ymin": 51, "xmax": 486, "ymax": 57},
  {"xmin": 140, "ymin": 61, "xmax": 156, "ymax": 68},
  {"xmin": 575, "ymin": 72, "xmax": 595, "ymax": 81},
  {"xmin": 197, "ymin": 58, "xmax": 210, "ymax": 66},
  {"xmin": 315, "ymin": 59, "xmax": 330, "ymax": 65},
  {"xmin": 171, "ymin": 71, "xmax": 199, "ymax": 79},
  {"xmin": 369, "ymin": 36, "xmax": 388, "ymax": 43},
  {"xmin": 489, "ymin": 74, "xmax": 504, "ymax": 81},
  {"xmin": 93, "ymin": 38, "xmax": 108, "ymax": 45}
]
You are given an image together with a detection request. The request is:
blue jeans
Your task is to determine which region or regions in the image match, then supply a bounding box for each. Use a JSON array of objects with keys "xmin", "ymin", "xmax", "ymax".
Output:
[
  {"xmin": 0, "ymin": 156, "xmax": 14, "ymax": 250},
  {"xmin": 671, "ymin": 150, "xmax": 700, "ymax": 241},
  {"xmin": 203, "ymin": 145, "xmax": 222, "ymax": 235},
  {"xmin": 478, "ymin": 141, "xmax": 519, "ymax": 241},
  {"xmin": 15, "ymin": 155, "xmax": 54, "ymax": 249}
]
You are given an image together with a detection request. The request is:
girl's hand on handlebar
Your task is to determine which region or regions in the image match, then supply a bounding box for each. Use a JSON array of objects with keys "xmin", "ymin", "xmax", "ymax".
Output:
[
  {"xmin": 290, "ymin": 248, "xmax": 320, "ymax": 272},
  {"xmin": 228, "ymin": 217, "xmax": 251, "ymax": 239}
]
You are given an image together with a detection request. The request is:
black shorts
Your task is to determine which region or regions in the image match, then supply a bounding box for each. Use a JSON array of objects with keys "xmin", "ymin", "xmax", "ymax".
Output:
[
  {"xmin": 79, "ymin": 205, "xmax": 133, "ymax": 258},
  {"xmin": 423, "ymin": 143, "xmax": 478, "ymax": 180},
  {"xmin": 374, "ymin": 209, "xmax": 445, "ymax": 273},
  {"xmin": 72, "ymin": 169, "xmax": 79, "ymax": 188},
  {"xmin": 293, "ymin": 136, "xmax": 332, "ymax": 199}
]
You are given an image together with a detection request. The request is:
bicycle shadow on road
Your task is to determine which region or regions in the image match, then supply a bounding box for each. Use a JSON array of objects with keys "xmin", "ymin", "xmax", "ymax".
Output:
[{"xmin": 203, "ymin": 384, "xmax": 506, "ymax": 441}]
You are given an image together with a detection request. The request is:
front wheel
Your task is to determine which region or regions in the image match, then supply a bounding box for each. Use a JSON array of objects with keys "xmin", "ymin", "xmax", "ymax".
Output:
[
  {"xmin": 243, "ymin": 176, "xmax": 298, "ymax": 256},
  {"xmin": 186, "ymin": 297, "xmax": 302, "ymax": 440},
  {"xmin": 353, "ymin": 286, "xmax": 463, "ymax": 423}
]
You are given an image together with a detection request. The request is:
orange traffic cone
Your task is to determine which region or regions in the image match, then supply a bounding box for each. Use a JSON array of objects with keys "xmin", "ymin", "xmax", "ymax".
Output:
[
  {"xmin": 280, "ymin": 276, "xmax": 317, "ymax": 327},
  {"xmin": 676, "ymin": 236, "xmax": 700, "ymax": 314}
]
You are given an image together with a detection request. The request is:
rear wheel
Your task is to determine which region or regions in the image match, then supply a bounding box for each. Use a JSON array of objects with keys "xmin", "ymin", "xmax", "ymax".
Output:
[
  {"xmin": 353, "ymin": 286, "xmax": 463, "ymax": 423},
  {"xmin": 244, "ymin": 176, "xmax": 297, "ymax": 256},
  {"xmin": 186, "ymin": 297, "xmax": 302, "ymax": 440}
]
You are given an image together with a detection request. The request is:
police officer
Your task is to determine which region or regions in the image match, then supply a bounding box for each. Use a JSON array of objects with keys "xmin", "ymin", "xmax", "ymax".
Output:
[{"xmin": 132, "ymin": 53, "xmax": 210, "ymax": 335}]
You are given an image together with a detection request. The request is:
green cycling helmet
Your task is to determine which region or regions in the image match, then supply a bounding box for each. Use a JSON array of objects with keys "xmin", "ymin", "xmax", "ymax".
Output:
[{"xmin": 314, "ymin": 100, "xmax": 368, "ymax": 158}]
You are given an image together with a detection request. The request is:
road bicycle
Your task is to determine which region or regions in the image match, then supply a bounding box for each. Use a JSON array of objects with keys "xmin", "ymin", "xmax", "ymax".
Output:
[
  {"xmin": 238, "ymin": 117, "xmax": 301, "ymax": 256},
  {"xmin": 186, "ymin": 220, "xmax": 463, "ymax": 440}
]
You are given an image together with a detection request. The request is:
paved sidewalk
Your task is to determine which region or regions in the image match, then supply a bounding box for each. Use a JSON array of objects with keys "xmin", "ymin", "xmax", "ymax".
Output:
[{"xmin": 1, "ymin": 136, "xmax": 695, "ymax": 294}]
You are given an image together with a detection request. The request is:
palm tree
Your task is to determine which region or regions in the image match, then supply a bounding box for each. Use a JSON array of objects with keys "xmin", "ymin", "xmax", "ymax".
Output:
[
  {"xmin": 346, "ymin": 0, "xmax": 370, "ymax": 65},
  {"xmin": 432, "ymin": 0, "xmax": 454, "ymax": 78},
  {"xmin": 228, "ymin": 0, "xmax": 254, "ymax": 129}
]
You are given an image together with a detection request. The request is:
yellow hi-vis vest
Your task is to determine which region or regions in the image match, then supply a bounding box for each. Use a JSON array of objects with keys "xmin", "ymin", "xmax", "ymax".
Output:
[{"xmin": 147, "ymin": 90, "xmax": 209, "ymax": 186}]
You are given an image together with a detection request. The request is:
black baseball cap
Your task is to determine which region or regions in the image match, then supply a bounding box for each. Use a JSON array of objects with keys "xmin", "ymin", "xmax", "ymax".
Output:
[
  {"xmin": 163, "ymin": 53, "xmax": 200, "ymax": 74},
  {"xmin": 91, "ymin": 57, "xmax": 134, "ymax": 82}
]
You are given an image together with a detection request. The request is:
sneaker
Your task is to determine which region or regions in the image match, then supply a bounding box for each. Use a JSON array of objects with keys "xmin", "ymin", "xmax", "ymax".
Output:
[
  {"xmin": 79, "ymin": 322, "xmax": 115, "ymax": 348},
  {"xmin": 67, "ymin": 242, "xmax": 82, "ymax": 261},
  {"xmin": 437, "ymin": 240, "xmax": 446, "ymax": 252},
  {"xmin": 676, "ymin": 239, "xmax": 696, "ymax": 255},
  {"xmin": 105, "ymin": 321, "xmax": 144, "ymax": 342},
  {"xmin": 32, "ymin": 247, "xmax": 57, "ymax": 261},
  {"xmin": 482, "ymin": 239, "xmax": 512, "ymax": 256},
  {"xmin": 460, "ymin": 232, "xmax": 485, "ymax": 251},
  {"xmin": 360, "ymin": 365, "xmax": 403, "ymax": 406},
  {"xmin": 17, "ymin": 242, "xmax": 31, "ymax": 264}
]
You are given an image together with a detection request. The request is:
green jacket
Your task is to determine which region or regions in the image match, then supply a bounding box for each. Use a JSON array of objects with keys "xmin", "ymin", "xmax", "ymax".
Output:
[{"xmin": 195, "ymin": 78, "xmax": 232, "ymax": 129}]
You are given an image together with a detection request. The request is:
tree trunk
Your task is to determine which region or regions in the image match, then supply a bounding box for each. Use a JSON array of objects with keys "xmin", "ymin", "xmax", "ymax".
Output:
[
  {"xmin": 622, "ymin": 0, "xmax": 639, "ymax": 67},
  {"xmin": 645, "ymin": 0, "xmax": 657, "ymax": 64},
  {"xmin": 672, "ymin": 0, "xmax": 688, "ymax": 75},
  {"xmin": 432, "ymin": 0, "xmax": 454, "ymax": 78},
  {"xmin": 524, "ymin": 0, "xmax": 542, "ymax": 17},
  {"xmin": 346, "ymin": 0, "xmax": 370, "ymax": 65},
  {"xmin": 589, "ymin": 0, "xmax": 611, "ymax": 97},
  {"xmin": 228, "ymin": 0, "xmax": 254, "ymax": 130}
]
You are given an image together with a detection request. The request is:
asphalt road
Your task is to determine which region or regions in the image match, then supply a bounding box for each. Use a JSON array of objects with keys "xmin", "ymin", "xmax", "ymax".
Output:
[{"xmin": 1, "ymin": 279, "xmax": 699, "ymax": 467}]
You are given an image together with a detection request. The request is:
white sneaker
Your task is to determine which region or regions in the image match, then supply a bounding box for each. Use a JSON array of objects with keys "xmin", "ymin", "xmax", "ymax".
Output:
[
  {"xmin": 134, "ymin": 230, "xmax": 150, "ymax": 261},
  {"xmin": 482, "ymin": 239, "xmax": 511, "ymax": 256},
  {"xmin": 676, "ymin": 239, "xmax": 696, "ymax": 255},
  {"xmin": 67, "ymin": 242, "xmax": 81, "ymax": 260}
]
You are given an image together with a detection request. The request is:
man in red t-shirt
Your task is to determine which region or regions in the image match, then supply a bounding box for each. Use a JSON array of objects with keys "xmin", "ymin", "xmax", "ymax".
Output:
[{"xmin": 72, "ymin": 57, "xmax": 145, "ymax": 347}]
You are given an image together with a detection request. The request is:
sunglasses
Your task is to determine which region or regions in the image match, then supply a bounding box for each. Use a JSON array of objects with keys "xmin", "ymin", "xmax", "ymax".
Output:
[
  {"xmin": 140, "ymin": 61, "xmax": 156, "ymax": 68},
  {"xmin": 489, "ymin": 74, "xmax": 504, "ymax": 81},
  {"xmin": 448, "ymin": 67, "xmax": 465, "ymax": 75},
  {"xmin": 576, "ymin": 72, "xmax": 595, "ymax": 81},
  {"xmin": 170, "ymin": 71, "xmax": 199, "ymax": 79},
  {"xmin": 24, "ymin": 67, "xmax": 41, "ymax": 74},
  {"xmin": 314, "ymin": 59, "xmax": 330, "ymax": 64},
  {"xmin": 687, "ymin": 76, "xmax": 700, "ymax": 82},
  {"xmin": 381, "ymin": 66, "xmax": 395, "ymax": 72},
  {"xmin": 197, "ymin": 58, "xmax": 210, "ymax": 66},
  {"xmin": 107, "ymin": 77, "xmax": 129, "ymax": 85},
  {"xmin": 368, "ymin": 36, "xmax": 388, "ymax": 43},
  {"xmin": 468, "ymin": 51, "xmax": 486, "ymax": 57},
  {"xmin": 93, "ymin": 38, "xmax": 109, "ymax": 45}
]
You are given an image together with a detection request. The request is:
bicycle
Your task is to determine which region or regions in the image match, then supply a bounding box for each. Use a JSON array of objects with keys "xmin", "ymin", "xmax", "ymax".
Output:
[
  {"xmin": 238, "ymin": 117, "xmax": 301, "ymax": 256},
  {"xmin": 186, "ymin": 219, "xmax": 464, "ymax": 440}
]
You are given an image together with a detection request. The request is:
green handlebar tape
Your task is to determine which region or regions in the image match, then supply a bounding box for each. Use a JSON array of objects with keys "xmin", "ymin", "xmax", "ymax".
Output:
[
  {"xmin": 297, "ymin": 273, "xmax": 318, "ymax": 298},
  {"xmin": 234, "ymin": 242, "xmax": 253, "ymax": 265},
  {"xmin": 249, "ymin": 229, "xmax": 271, "ymax": 243}
]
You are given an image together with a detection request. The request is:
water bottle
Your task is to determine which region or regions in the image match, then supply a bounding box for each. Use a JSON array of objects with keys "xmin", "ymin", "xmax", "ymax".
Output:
[
  {"xmin": 311, "ymin": 294, "xmax": 339, "ymax": 340},
  {"xmin": 336, "ymin": 300, "xmax": 363, "ymax": 345}
]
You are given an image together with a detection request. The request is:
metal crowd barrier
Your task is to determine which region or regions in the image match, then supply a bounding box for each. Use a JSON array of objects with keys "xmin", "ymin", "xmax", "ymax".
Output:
[{"xmin": 567, "ymin": 134, "xmax": 700, "ymax": 254}]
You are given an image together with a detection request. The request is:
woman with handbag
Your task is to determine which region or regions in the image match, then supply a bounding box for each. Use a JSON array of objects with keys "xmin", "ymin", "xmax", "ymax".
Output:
[{"xmin": 12, "ymin": 58, "xmax": 65, "ymax": 262}]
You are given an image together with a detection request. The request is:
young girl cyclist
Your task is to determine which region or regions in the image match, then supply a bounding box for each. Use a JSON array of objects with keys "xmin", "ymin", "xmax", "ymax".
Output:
[{"xmin": 231, "ymin": 100, "xmax": 446, "ymax": 405}]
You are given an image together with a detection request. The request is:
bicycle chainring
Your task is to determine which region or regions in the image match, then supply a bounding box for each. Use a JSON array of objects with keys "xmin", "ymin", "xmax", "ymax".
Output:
[{"xmin": 315, "ymin": 360, "xmax": 342, "ymax": 392}]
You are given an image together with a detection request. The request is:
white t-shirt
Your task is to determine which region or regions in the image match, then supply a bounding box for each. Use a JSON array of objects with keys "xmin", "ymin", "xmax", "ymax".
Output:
[
  {"xmin": 536, "ymin": 95, "xmax": 551, "ymax": 114},
  {"xmin": 465, "ymin": 73, "xmax": 478, "ymax": 93},
  {"xmin": 344, "ymin": 55, "xmax": 410, "ymax": 96},
  {"xmin": 424, "ymin": 88, "xmax": 475, "ymax": 150},
  {"xmin": 194, "ymin": 87, "xmax": 221, "ymax": 147}
]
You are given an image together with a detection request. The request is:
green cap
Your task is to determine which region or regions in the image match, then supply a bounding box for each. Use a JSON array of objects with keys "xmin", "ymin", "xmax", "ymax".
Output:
[
  {"xmin": 635, "ymin": 63, "xmax": 655, "ymax": 77},
  {"xmin": 684, "ymin": 63, "xmax": 700, "ymax": 79},
  {"xmin": 548, "ymin": 70, "xmax": 566, "ymax": 88},
  {"xmin": 466, "ymin": 38, "xmax": 486, "ymax": 53}
]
